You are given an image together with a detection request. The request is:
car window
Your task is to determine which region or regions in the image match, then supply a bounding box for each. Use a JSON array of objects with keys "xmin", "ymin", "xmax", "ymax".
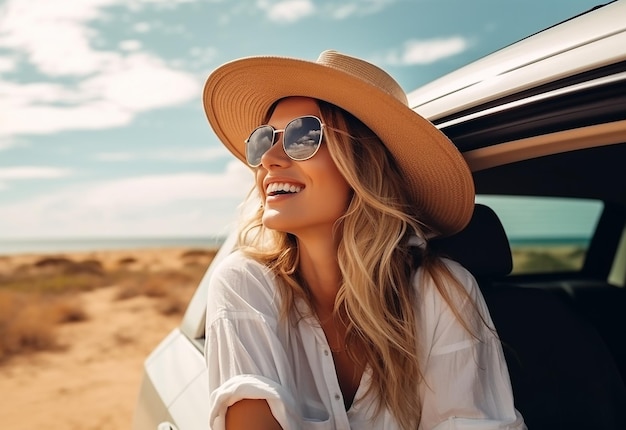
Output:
[
  {"xmin": 476, "ymin": 195, "xmax": 603, "ymax": 274},
  {"xmin": 608, "ymin": 224, "xmax": 626, "ymax": 287}
]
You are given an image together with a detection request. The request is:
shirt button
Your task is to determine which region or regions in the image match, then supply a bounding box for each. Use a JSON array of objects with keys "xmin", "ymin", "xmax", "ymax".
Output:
[
  {"xmin": 334, "ymin": 393, "xmax": 341, "ymax": 401},
  {"xmin": 324, "ymin": 349, "xmax": 329, "ymax": 356}
]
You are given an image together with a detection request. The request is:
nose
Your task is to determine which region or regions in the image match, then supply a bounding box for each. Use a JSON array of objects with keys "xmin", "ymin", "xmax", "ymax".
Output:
[{"xmin": 260, "ymin": 130, "xmax": 290, "ymax": 168}]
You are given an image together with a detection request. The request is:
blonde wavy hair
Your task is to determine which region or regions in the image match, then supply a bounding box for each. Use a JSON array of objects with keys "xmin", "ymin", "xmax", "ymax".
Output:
[{"xmin": 237, "ymin": 99, "xmax": 484, "ymax": 430}]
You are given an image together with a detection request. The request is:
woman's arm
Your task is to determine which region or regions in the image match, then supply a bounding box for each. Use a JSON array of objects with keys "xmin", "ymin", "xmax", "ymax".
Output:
[
  {"xmin": 206, "ymin": 253, "xmax": 299, "ymax": 429},
  {"xmin": 226, "ymin": 399, "xmax": 283, "ymax": 430}
]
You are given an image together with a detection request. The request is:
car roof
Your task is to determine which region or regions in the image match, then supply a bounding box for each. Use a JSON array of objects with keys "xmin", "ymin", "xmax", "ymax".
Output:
[
  {"xmin": 408, "ymin": 0, "xmax": 626, "ymax": 124},
  {"xmin": 404, "ymin": 0, "xmax": 626, "ymax": 205}
]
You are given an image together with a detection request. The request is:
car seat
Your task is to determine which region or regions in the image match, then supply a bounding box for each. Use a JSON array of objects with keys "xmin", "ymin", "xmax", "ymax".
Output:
[{"xmin": 431, "ymin": 204, "xmax": 626, "ymax": 430}]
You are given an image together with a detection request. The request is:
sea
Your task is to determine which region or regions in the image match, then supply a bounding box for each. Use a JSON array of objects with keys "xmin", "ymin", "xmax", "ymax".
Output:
[
  {"xmin": 0, "ymin": 235, "xmax": 588, "ymax": 256},
  {"xmin": 0, "ymin": 236, "xmax": 226, "ymax": 256},
  {"xmin": 508, "ymin": 236, "xmax": 589, "ymax": 248}
]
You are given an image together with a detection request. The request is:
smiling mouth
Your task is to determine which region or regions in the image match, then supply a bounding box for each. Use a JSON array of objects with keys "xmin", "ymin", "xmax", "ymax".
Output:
[{"xmin": 266, "ymin": 182, "xmax": 303, "ymax": 196}]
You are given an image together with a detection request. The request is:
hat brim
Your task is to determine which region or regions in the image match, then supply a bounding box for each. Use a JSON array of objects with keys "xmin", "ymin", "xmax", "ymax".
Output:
[{"xmin": 203, "ymin": 55, "xmax": 474, "ymax": 236}]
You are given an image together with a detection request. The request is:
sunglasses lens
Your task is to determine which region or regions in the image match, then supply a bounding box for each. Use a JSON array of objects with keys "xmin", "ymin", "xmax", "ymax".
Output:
[
  {"xmin": 283, "ymin": 116, "xmax": 323, "ymax": 161},
  {"xmin": 246, "ymin": 125, "xmax": 274, "ymax": 166}
]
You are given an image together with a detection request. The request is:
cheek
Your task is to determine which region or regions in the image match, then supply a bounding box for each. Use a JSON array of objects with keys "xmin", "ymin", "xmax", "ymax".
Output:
[
  {"xmin": 321, "ymin": 166, "xmax": 352, "ymax": 209},
  {"xmin": 312, "ymin": 148, "xmax": 352, "ymax": 204},
  {"xmin": 255, "ymin": 169, "xmax": 266, "ymax": 198},
  {"xmin": 337, "ymin": 179, "xmax": 353, "ymax": 211}
]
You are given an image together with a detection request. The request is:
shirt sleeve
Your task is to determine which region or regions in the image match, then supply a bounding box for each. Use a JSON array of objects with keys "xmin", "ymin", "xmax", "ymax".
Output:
[
  {"xmin": 417, "ymin": 259, "xmax": 527, "ymax": 430},
  {"xmin": 204, "ymin": 251, "xmax": 299, "ymax": 430}
]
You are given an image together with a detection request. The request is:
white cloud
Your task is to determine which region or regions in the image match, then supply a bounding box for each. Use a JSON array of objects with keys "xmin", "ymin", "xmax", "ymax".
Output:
[
  {"xmin": 81, "ymin": 53, "xmax": 199, "ymax": 110},
  {"xmin": 259, "ymin": 0, "xmax": 315, "ymax": 23},
  {"xmin": 94, "ymin": 147, "xmax": 229, "ymax": 162},
  {"xmin": 133, "ymin": 22, "xmax": 151, "ymax": 33},
  {"xmin": 152, "ymin": 147, "xmax": 230, "ymax": 162},
  {"xmin": 331, "ymin": 4, "xmax": 358, "ymax": 19},
  {"xmin": 80, "ymin": 172, "xmax": 240, "ymax": 208},
  {"xmin": 127, "ymin": 0, "xmax": 198, "ymax": 9},
  {"xmin": 0, "ymin": 0, "xmax": 202, "ymax": 137},
  {"xmin": 0, "ymin": 85, "xmax": 133, "ymax": 135},
  {"xmin": 119, "ymin": 39, "xmax": 143, "ymax": 51},
  {"xmin": 328, "ymin": 0, "xmax": 394, "ymax": 19},
  {"xmin": 0, "ymin": 54, "xmax": 200, "ymax": 135},
  {"xmin": 0, "ymin": 166, "xmax": 72, "ymax": 180},
  {"xmin": 0, "ymin": 136, "xmax": 23, "ymax": 151},
  {"xmin": 187, "ymin": 46, "xmax": 219, "ymax": 70},
  {"xmin": 0, "ymin": 166, "xmax": 72, "ymax": 191},
  {"xmin": 386, "ymin": 37, "xmax": 468, "ymax": 65},
  {"xmin": 0, "ymin": 0, "xmax": 118, "ymax": 77},
  {"xmin": 190, "ymin": 46, "xmax": 218, "ymax": 60},
  {"xmin": 0, "ymin": 55, "xmax": 17, "ymax": 72},
  {"xmin": 0, "ymin": 161, "xmax": 254, "ymax": 238}
]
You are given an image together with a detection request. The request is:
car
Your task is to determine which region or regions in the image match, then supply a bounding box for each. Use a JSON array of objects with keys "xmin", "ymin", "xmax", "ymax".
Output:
[{"xmin": 132, "ymin": 1, "xmax": 626, "ymax": 429}]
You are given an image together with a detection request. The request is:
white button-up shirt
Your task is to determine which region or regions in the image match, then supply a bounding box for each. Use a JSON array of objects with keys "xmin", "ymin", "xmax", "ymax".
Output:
[{"xmin": 205, "ymin": 250, "xmax": 526, "ymax": 430}]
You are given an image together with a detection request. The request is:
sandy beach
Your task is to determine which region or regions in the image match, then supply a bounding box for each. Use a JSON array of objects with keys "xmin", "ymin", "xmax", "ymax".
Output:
[{"xmin": 0, "ymin": 247, "xmax": 216, "ymax": 430}]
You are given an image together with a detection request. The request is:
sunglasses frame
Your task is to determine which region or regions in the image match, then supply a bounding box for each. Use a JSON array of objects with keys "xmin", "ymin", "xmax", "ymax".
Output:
[{"xmin": 245, "ymin": 115, "xmax": 325, "ymax": 167}]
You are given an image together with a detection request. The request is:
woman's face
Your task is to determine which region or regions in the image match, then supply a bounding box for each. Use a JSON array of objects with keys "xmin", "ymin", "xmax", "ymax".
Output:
[{"xmin": 255, "ymin": 97, "xmax": 352, "ymax": 240}]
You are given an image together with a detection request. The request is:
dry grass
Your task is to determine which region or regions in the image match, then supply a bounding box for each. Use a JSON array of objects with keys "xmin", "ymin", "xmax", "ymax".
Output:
[
  {"xmin": 157, "ymin": 292, "xmax": 188, "ymax": 316},
  {"xmin": 114, "ymin": 268, "xmax": 197, "ymax": 299},
  {"xmin": 511, "ymin": 245, "xmax": 585, "ymax": 274},
  {"xmin": 0, "ymin": 247, "xmax": 216, "ymax": 363},
  {"xmin": 51, "ymin": 296, "xmax": 89, "ymax": 323},
  {"xmin": 0, "ymin": 292, "xmax": 92, "ymax": 361},
  {"xmin": 0, "ymin": 292, "xmax": 67, "ymax": 361}
]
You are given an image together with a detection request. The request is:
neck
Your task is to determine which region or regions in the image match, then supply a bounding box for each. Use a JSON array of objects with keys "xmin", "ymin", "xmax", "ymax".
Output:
[{"xmin": 296, "ymin": 234, "xmax": 342, "ymax": 313}]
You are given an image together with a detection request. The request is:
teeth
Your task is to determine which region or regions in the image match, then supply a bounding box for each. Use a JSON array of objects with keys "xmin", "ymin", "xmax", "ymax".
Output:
[{"xmin": 266, "ymin": 182, "xmax": 303, "ymax": 195}]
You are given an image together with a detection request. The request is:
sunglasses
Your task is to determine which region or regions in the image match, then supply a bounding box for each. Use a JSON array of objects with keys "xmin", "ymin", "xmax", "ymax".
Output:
[{"xmin": 245, "ymin": 115, "xmax": 325, "ymax": 167}]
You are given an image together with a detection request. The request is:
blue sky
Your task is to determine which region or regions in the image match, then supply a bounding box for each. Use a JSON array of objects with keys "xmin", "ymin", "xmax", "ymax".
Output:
[{"xmin": 0, "ymin": 0, "xmax": 603, "ymax": 240}]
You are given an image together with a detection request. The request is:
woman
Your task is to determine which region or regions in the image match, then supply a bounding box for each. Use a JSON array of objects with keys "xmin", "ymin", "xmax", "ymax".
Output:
[{"xmin": 203, "ymin": 50, "xmax": 526, "ymax": 430}]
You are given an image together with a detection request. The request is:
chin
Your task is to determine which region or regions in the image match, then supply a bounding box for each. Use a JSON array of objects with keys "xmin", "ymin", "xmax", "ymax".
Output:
[{"xmin": 261, "ymin": 212, "xmax": 288, "ymax": 232}]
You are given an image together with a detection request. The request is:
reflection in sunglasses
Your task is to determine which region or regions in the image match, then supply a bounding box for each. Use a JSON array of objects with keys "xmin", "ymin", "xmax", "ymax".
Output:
[{"xmin": 246, "ymin": 116, "xmax": 325, "ymax": 166}]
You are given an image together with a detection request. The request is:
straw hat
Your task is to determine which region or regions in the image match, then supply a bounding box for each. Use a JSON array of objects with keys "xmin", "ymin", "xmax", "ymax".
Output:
[{"xmin": 203, "ymin": 50, "xmax": 474, "ymax": 236}]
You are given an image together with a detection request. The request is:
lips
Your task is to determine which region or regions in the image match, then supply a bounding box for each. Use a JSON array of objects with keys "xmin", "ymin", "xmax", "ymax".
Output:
[{"xmin": 266, "ymin": 182, "xmax": 303, "ymax": 196}]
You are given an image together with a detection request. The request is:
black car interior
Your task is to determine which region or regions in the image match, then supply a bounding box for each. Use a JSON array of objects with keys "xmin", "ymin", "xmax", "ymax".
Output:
[{"xmin": 433, "ymin": 203, "xmax": 626, "ymax": 430}]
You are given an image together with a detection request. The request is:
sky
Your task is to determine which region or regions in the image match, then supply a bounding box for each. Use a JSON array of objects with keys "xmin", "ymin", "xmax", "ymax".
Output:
[{"xmin": 0, "ymin": 0, "xmax": 605, "ymax": 243}]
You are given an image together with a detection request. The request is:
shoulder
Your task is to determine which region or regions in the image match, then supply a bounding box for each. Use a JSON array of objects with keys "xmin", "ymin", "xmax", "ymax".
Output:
[
  {"xmin": 207, "ymin": 250, "xmax": 280, "ymax": 317},
  {"xmin": 413, "ymin": 256, "xmax": 488, "ymax": 325},
  {"xmin": 441, "ymin": 257, "xmax": 478, "ymax": 295},
  {"xmin": 414, "ymin": 257, "xmax": 478, "ymax": 298},
  {"xmin": 413, "ymin": 256, "xmax": 495, "ymax": 342},
  {"xmin": 210, "ymin": 249, "xmax": 273, "ymax": 283}
]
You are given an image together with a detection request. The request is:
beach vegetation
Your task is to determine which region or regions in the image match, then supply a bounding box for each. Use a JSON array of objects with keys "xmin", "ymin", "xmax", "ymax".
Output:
[{"xmin": 0, "ymin": 247, "xmax": 217, "ymax": 363}]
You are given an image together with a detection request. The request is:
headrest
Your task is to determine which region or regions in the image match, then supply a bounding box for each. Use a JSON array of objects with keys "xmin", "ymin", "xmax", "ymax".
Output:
[{"xmin": 431, "ymin": 204, "xmax": 513, "ymax": 278}]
